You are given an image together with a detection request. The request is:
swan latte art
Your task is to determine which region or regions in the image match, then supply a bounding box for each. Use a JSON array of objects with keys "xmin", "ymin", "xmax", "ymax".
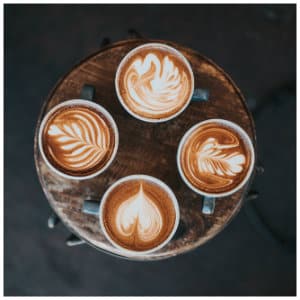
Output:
[
  {"xmin": 101, "ymin": 177, "xmax": 177, "ymax": 252},
  {"xmin": 178, "ymin": 120, "xmax": 254, "ymax": 195},
  {"xmin": 40, "ymin": 101, "xmax": 117, "ymax": 178},
  {"xmin": 116, "ymin": 43, "xmax": 194, "ymax": 122}
]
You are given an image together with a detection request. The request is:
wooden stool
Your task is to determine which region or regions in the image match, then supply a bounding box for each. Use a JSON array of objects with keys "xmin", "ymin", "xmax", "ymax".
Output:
[{"xmin": 34, "ymin": 39, "xmax": 257, "ymax": 261}]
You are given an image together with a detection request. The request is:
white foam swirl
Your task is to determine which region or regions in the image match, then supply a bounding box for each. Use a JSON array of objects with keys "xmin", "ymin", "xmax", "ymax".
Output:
[
  {"xmin": 123, "ymin": 52, "xmax": 190, "ymax": 117},
  {"xmin": 115, "ymin": 184, "xmax": 163, "ymax": 242}
]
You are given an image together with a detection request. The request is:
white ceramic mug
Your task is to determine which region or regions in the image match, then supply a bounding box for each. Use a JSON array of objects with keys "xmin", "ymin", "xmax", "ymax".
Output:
[
  {"xmin": 115, "ymin": 42, "xmax": 208, "ymax": 123},
  {"xmin": 177, "ymin": 119, "xmax": 255, "ymax": 214},
  {"xmin": 38, "ymin": 85, "xmax": 119, "ymax": 180},
  {"xmin": 82, "ymin": 174, "xmax": 180, "ymax": 256}
]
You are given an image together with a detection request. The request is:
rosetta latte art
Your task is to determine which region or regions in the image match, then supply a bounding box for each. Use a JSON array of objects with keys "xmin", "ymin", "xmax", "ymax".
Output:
[
  {"xmin": 115, "ymin": 184, "xmax": 163, "ymax": 243},
  {"xmin": 197, "ymin": 137, "xmax": 245, "ymax": 177},
  {"xmin": 180, "ymin": 124, "xmax": 250, "ymax": 194},
  {"xmin": 43, "ymin": 106, "xmax": 113, "ymax": 175},
  {"xmin": 121, "ymin": 51, "xmax": 191, "ymax": 119}
]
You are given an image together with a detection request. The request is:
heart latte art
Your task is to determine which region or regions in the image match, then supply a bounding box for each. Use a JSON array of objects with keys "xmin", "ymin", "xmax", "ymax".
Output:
[
  {"xmin": 102, "ymin": 179, "xmax": 176, "ymax": 252},
  {"xmin": 180, "ymin": 122, "xmax": 252, "ymax": 194},
  {"xmin": 117, "ymin": 45, "xmax": 193, "ymax": 121},
  {"xmin": 42, "ymin": 105, "xmax": 115, "ymax": 177},
  {"xmin": 116, "ymin": 185, "xmax": 163, "ymax": 243}
]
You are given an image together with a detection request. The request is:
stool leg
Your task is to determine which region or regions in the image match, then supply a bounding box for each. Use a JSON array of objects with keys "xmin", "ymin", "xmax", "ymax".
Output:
[
  {"xmin": 48, "ymin": 213, "xmax": 60, "ymax": 229},
  {"xmin": 245, "ymin": 190, "xmax": 259, "ymax": 202},
  {"xmin": 128, "ymin": 28, "xmax": 143, "ymax": 39},
  {"xmin": 100, "ymin": 37, "xmax": 111, "ymax": 48},
  {"xmin": 255, "ymin": 161, "xmax": 265, "ymax": 175},
  {"xmin": 66, "ymin": 234, "xmax": 85, "ymax": 247}
]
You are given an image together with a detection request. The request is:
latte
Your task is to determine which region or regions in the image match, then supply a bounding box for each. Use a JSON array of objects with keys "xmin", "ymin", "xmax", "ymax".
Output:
[
  {"xmin": 101, "ymin": 175, "xmax": 179, "ymax": 253},
  {"xmin": 115, "ymin": 43, "xmax": 194, "ymax": 122},
  {"xmin": 178, "ymin": 120, "xmax": 254, "ymax": 195},
  {"xmin": 39, "ymin": 100, "xmax": 118, "ymax": 179}
]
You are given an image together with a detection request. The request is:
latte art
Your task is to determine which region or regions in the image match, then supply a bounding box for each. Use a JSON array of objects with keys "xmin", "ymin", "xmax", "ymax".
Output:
[
  {"xmin": 102, "ymin": 178, "xmax": 176, "ymax": 252},
  {"xmin": 117, "ymin": 44, "xmax": 193, "ymax": 121},
  {"xmin": 197, "ymin": 137, "xmax": 246, "ymax": 179},
  {"xmin": 124, "ymin": 53, "xmax": 189, "ymax": 116},
  {"xmin": 42, "ymin": 105, "xmax": 115, "ymax": 177},
  {"xmin": 180, "ymin": 122, "xmax": 251, "ymax": 194},
  {"xmin": 116, "ymin": 185, "xmax": 163, "ymax": 242}
]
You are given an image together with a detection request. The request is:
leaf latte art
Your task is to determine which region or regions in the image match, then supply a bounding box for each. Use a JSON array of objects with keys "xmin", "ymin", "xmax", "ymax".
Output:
[
  {"xmin": 197, "ymin": 138, "xmax": 245, "ymax": 177},
  {"xmin": 42, "ymin": 105, "xmax": 115, "ymax": 176},
  {"xmin": 102, "ymin": 179, "xmax": 176, "ymax": 252},
  {"xmin": 118, "ymin": 47, "xmax": 193, "ymax": 120},
  {"xmin": 180, "ymin": 123, "xmax": 251, "ymax": 194}
]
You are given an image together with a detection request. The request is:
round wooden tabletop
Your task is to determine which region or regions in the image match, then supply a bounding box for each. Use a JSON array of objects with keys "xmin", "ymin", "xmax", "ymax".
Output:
[{"xmin": 34, "ymin": 39, "xmax": 256, "ymax": 261}]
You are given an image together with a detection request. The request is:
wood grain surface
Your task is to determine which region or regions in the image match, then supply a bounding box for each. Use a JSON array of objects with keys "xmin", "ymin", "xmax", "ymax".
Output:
[{"xmin": 34, "ymin": 39, "xmax": 256, "ymax": 260}]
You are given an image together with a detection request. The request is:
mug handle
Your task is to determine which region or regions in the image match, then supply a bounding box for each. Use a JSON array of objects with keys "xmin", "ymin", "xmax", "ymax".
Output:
[
  {"xmin": 191, "ymin": 88, "xmax": 209, "ymax": 102},
  {"xmin": 191, "ymin": 88, "xmax": 213, "ymax": 214},
  {"xmin": 80, "ymin": 84, "xmax": 95, "ymax": 101},
  {"xmin": 82, "ymin": 200, "xmax": 100, "ymax": 216},
  {"xmin": 202, "ymin": 196, "xmax": 215, "ymax": 215}
]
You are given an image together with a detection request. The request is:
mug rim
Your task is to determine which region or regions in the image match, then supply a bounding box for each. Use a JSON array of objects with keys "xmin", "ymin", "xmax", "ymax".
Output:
[
  {"xmin": 99, "ymin": 174, "xmax": 180, "ymax": 256},
  {"xmin": 114, "ymin": 42, "xmax": 195, "ymax": 123},
  {"xmin": 177, "ymin": 118, "xmax": 255, "ymax": 198},
  {"xmin": 38, "ymin": 99, "xmax": 119, "ymax": 180}
]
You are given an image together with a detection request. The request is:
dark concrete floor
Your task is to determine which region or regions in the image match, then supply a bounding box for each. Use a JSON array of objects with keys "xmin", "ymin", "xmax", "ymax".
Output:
[{"xmin": 4, "ymin": 4, "xmax": 296, "ymax": 296}]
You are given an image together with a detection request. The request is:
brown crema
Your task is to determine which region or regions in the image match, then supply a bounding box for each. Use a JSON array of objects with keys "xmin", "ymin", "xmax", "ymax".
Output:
[
  {"xmin": 117, "ymin": 45, "xmax": 193, "ymax": 120},
  {"xmin": 102, "ymin": 179, "xmax": 176, "ymax": 252},
  {"xmin": 180, "ymin": 122, "xmax": 251, "ymax": 194},
  {"xmin": 42, "ymin": 105, "xmax": 115, "ymax": 177}
]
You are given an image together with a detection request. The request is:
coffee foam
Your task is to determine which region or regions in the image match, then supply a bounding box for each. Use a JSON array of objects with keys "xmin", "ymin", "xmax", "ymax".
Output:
[
  {"xmin": 117, "ymin": 45, "xmax": 193, "ymax": 121},
  {"xmin": 102, "ymin": 179, "xmax": 176, "ymax": 252},
  {"xmin": 42, "ymin": 105, "xmax": 115, "ymax": 177},
  {"xmin": 180, "ymin": 122, "xmax": 251, "ymax": 194}
]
